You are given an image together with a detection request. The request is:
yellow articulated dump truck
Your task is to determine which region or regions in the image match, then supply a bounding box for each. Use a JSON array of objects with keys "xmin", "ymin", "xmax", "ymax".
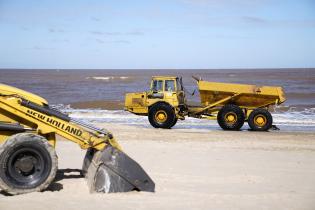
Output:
[
  {"xmin": 125, "ymin": 76, "xmax": 286, "ymax": 131},
  {"xmin": 0, "ymin": 83, "xmax": 154, "ymax": 195}
]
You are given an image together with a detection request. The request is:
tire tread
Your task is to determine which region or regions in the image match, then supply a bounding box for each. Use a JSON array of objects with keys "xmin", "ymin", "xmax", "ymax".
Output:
[
  {"xmin": 217, "ymin": 104, "xmax": 245, "ymax": 130},
  {"xmin": 0, "ymin": 133, "xmax": 58, "ymax": 195}
]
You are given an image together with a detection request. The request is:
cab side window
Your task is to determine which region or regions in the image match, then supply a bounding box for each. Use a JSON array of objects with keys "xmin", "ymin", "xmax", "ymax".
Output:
[{"xmin": 165, "ymin": 80, "xmax": 175, "ymax": 92}]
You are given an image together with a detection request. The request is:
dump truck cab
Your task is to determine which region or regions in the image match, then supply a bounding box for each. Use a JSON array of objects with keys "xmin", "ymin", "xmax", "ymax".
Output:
[
  {"xmin": 150, "ymin": 76, "xmax": 185, "ymax": 106},
  {"xmin": 125, "ymin": 76, "xmax": 185, "ymax": 114},
  {"xmin": 125, "ymin": 76, "xmax": 185, "ymax": 128}
]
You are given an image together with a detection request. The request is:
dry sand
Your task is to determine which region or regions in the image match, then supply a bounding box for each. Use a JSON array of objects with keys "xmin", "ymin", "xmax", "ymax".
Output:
[{"xmin": 1, "ymin": 123, "xmax": 315, "ymax": 210}]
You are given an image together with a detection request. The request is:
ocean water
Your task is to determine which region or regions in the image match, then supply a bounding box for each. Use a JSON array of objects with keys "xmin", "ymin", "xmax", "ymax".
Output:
[{"xmin": 1, "ymin": 68, "xmax": 315, "ymax": 132}]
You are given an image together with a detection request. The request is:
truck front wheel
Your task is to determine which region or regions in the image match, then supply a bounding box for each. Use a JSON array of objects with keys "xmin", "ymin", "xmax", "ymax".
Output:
[
  {"xmin": 217, "ymin": 104, "xmax": 245, "ymax": 130},
  {"xmin": 148, "ymin": 103, "xmax": 176, "ymax": 129}
]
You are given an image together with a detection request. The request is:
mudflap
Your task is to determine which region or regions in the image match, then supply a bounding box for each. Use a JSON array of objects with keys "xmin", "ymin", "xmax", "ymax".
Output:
[{"xmin": 82, "ymin": 146, "xmax": 155, "ymax": 193}]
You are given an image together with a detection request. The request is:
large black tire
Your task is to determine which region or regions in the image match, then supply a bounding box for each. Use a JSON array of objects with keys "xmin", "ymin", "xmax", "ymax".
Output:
[
  {"xmin": 171, "ymin": 118, "xmax": 178, "ymax": 128},
  {"xmin": 148, "ymin": 103, "xmax": 176, "ymax": 129},
  {"xmin": 248, "ymin": 108, "xmax": 273, "ymax": 131},
  {"xmin": 217, "ymin": 104, "xmax": 245, "ymax": 130},
  {"xmin": 0, "ymin": 133, "xmax": 58, "ymax": 195}
]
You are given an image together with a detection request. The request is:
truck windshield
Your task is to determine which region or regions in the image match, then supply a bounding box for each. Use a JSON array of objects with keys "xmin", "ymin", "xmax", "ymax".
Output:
[
  {"xmin": 151, "ymin": 80, "xmax": 163, "ymax": 92},
  {"xmin": 165, "ymin": 80, "xmax": 175, "ymax": 92}
]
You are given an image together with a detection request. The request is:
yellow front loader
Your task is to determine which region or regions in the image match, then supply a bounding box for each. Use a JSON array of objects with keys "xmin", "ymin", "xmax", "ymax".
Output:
[{"xmin": 0, "ymin": 83, "xmax": 154, "ymax": 195}]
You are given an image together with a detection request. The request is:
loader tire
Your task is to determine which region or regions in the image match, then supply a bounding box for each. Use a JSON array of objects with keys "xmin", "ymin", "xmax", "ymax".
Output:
[
  {"xmin": 148, "ymin": 103, "xmax": 176, "ymax": 129},
  {"xmin": 248, "ymin": 108, "xmax": 273, "ymax": 131},
  {"xmin": 217, "ymin": 104, "xmax": 245, "ymax": 130},
  {"xmin": 0, "ymin": 133, "xmax": 58, "ymax": 195}
]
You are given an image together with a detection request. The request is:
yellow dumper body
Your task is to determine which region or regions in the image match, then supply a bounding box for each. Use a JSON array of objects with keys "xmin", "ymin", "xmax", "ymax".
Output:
[{"xmin": 198, "ymin": 81, "xmax": 286, "ymax": 108}]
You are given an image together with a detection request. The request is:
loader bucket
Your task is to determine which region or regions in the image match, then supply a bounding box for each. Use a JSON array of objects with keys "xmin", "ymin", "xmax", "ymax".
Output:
[{"xmin": 82, "ymin": 146, "xmax": 155, "ymax": 193}]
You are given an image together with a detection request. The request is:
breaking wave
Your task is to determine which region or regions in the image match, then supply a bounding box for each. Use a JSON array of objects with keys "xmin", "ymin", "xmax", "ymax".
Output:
[{"xmin": 86, "ymin": 76, "xmax": 129, "ymax": 81}]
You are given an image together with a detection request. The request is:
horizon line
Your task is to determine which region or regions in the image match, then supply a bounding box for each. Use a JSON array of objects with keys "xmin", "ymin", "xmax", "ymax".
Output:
[{"xmin": 0, "ymin": 67, "xmax": 314, "ymax": 71}]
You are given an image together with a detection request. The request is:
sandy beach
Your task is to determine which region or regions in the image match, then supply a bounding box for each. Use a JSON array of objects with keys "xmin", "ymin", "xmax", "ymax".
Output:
[{"xmin": 1, "ymin": 123, "xmax": 314, "ymax": 210}]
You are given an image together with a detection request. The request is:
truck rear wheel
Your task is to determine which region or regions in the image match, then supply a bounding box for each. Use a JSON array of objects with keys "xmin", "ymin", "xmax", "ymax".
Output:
[
  {"xmin": 148, "ymin": 103, "xmax": 176, "ymax": 129},
  {"xmin": 217, "ymin": 104, "xmax": 245, "ymax": 130},
  {"xmin": 171, "ymin": 118, "xmax": 178, "ymax": 128},
  {"xmin": 0, "ymin": 133, "xmax": 58, "ymax": 195},
  {"xmin": 248, "ymin": 108, "xmax": 273, "ymax": 131}
]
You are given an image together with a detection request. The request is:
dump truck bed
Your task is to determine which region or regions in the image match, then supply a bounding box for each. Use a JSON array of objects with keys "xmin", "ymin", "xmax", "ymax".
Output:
[{"xmin": 198, "ymin": 81, "xmax": 286, "ymax": 108}]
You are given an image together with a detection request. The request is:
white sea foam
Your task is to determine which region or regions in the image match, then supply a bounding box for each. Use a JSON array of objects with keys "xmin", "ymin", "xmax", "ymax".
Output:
[
  {"xmin": 85, "ymin": 76, "xmax": 129, "ymax": 80},
  {"xmin": 272, "ymin": 108, "xmax": 315, "ymax": 126},
  {"xmin": 60, "ymin": 107, "xmax": 315, "ymax": 131},
  {"xmin": 90, "ymin": 76, "xmax": 113, "ymax": 80}
]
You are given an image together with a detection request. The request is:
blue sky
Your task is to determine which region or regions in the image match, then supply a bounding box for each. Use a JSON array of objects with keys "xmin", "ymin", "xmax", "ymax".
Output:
[{"xmin": 0, "ymin": 0, "xmax": 314, "ymax": 69}]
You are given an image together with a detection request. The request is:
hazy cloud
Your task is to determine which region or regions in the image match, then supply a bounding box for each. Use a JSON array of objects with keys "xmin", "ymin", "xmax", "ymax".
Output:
[
  {"xmin": 90, "ymin": 31, "xmax": 120, "ymax": 35},
  {"xmin": 242, "ymin": 16, "xmax": 266, "ymax": 24},
  {"xmin": 90, "ymin": 31, "xmax": 105, "ymax": 35},
  {"xmin": 183, "ymin": 0, "xmax": 268, "ymax": 7},
  {"xmin": 105, "ymin": 32, "xmax": 121, "ymax": 36},
  {"xmin": 51, "ymin": 38, "xmax": 69, "ymax": 43},
  {"xmin": 215, "ymin": 34, "xmax": 250, "ymax": 39},
  {"xmin": 94, "ymin": 38, "xmax": 130, "ymax": 44},
  {"xmin": 48, "ymin": 28, "xmax": 65, "ymax": 33},
  {"xmin": 95, "ymin": 38, "xmax": 104, "ymax": 43},
  {"xmin": 113, "ymin": 40, "xmax": 130, "ymax": 44},
  {"xmin": 91, "ymin": 16, "xmax": 101, "ymax": 21},
  {"xmin": 90, "ymin": 30, "xmax": 144, "ymax": 36},
  {"xmin": 241, "ymin": 16, "xmax": 315, "ymax": 28},
  {"xmin": 125, "ymin": 31, "xmax": 144, "ymax": 35},
  {"xmin": 284, "ymin": 20, "xmax": 315, "ymax": 28},
  {"xmin": 21, "ymin": 26, "xmax": 29, "ymax": 31},
  {"xmin": 27, "ymin": 46, "xmax": 54, "ymax": 50}
]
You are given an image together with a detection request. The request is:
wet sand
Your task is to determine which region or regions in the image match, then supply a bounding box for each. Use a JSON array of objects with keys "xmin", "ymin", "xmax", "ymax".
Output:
[
  {"xmin": 1, "ymin": 123, "xmax": 315, "ymax": 210},
  {"xmin": 70, "ymin": 100, "xmax": 124, "ymax": 110},
  {"xmin": 69, "ymin": 100, "xmax": 315, "ymax": 112}
]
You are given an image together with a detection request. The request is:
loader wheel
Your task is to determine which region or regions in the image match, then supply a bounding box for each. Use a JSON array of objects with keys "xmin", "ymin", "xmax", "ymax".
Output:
[
  {"xmin": 248, "ymin": 108, "xmax": 273, "ymax": 131},
  {"xmin": 217, "ymin": 104, "xmax": 245, "ymax": 130},
  {"xmin": 0, "ymin": 133, "xmax": 58, "ymax": 195},
  {"xmin": 148, "ymin": 103, "xmax": 176, "ymax": 129}
]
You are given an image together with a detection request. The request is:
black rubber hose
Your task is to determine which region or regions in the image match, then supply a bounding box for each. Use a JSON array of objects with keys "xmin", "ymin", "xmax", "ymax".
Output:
[
  {"xmin": 0, "ymin": 123, "xmax": 26, "ymax": 132},
  {"xmin": 21, "ymin": 100, "xmax": 71, "ymax": 122}
]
